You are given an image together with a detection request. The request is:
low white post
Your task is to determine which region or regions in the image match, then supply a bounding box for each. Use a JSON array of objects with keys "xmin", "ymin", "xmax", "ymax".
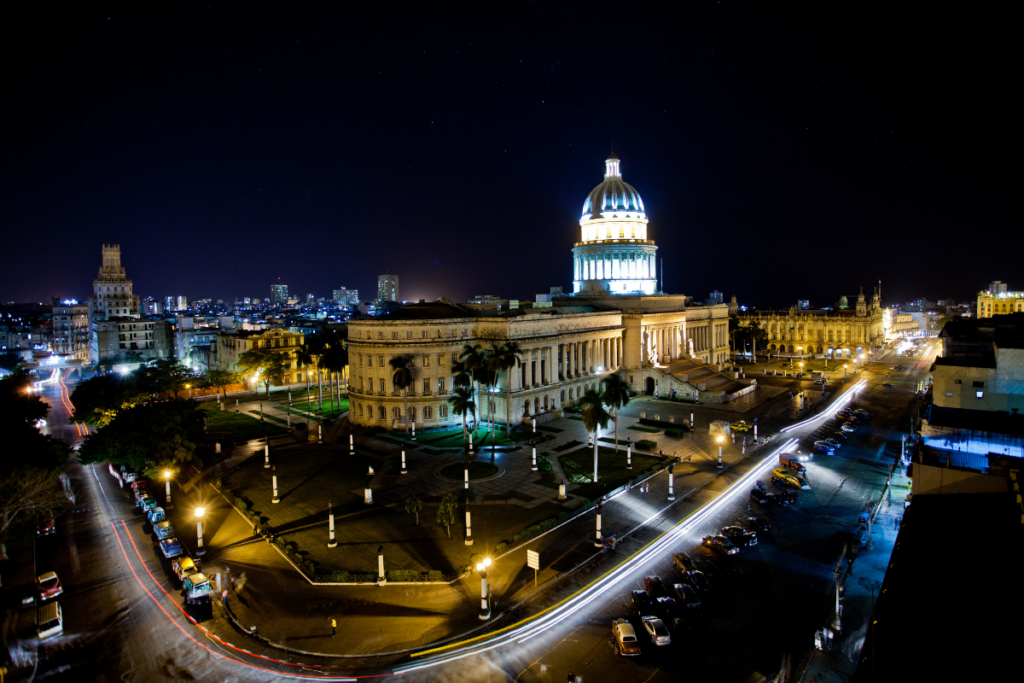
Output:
[
  {"xmin": 401, "ymin": 451, "xmax": 407, "ymax": 474},
  {"xmin": 627, "ymin": 446, "xmax": 632, "ymax": 470},
  {"xmin": 264, "ymin": 444, "xmax": 270, "ymax": 468},
  {"xmin": 717, "ymin": 444, "xmax": 724, "ymax": 469},
  {"xmin": 318, "ymin": 423, "xmax": 323, "ymax": 444},
  {"xmin": 196, "ymin": 520, "xmax": 205, "ymax": 556},
  {"xmin": 272, "ymin": 466, "xmax": 280, "ymax": 503},
  {"xmin": 690, "ymin": 411, "xmax": 694, "ymax": 426},
  {"xmin": 350, "ymin": 434, "xmax": 355, "ymax": 454},
  {"xmin": 668, "ymin": 465, "xmax": 675, "ymax": 500},
  {"xmin": 288, "ymin": 391, "xmax": 292, "ymax": 406},
  {"xmin": 532, "ymin": 418, "xmax": 537, "ymax": 433},
  {"xmin": 364, "ymin": 487, "xmax": 373, "ymax": 505},
  {"xmin": 464, "ymin": 466, "xmax": 469, "ymax": 490},
  {"xmin": 532, "ymin": 447, "xmax": 538, "ymax": 471},
  {"xmin": 328, "ymin": 505, "xmax": 337, "ymax": 548},
  {"xmin": 215, "ymin": 442, "xmax": 221, "ymax": 454},
  {"xmin": 236, "ymin": 398, "xmax": 239, "ymax": 413},
  {"xmin": 594, "ymin": 505, "xmax": 603, "ymax": 548},
  {"xmin": 287, "ymin": 413, "xmax": 291, "ymax": 427},
  {"xmin": 165, "ymin": 479, "xmax": 172, "ymax": 507},
  {"xmin": 469, "ymin": 431, "xmax": 474, "ymax": 454},
  {"xmin": 558, "ymin": 482, "xmax": 566, "ymax": 500},
  {"xmin": 754, "ymin": 424, "xmax": 759, "ymax": 440},
  {"xmin": 377, "ymin": 546, "xmax": 386, "ymax": 586},
  {"xmin": 411, "ymin": 421, "xmax": 416, "ymax": 440},
  {"xmin": 478, "ymin": 569, "xmax": 489, "ymax": 620},
  {"xmin": 465, "ymin": 509, "xmax": 473, "ymax": 546}
]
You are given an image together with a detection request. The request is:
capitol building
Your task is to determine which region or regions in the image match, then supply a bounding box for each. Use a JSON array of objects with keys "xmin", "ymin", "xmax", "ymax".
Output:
[{"xmin": 347, "ymin": 154, "xmax": 737, "ymax": 430}]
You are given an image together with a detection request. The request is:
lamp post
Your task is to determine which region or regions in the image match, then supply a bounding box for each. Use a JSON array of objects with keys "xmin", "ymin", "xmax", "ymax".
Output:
[
  {"xmin": 164, "ymin": 470, "xmax": 173, "ymax": 508},
  {"xmin": 476, "ymin": 558, "xmax": 492, "ymax": 620},
  {"xmin": 844, "ymin": 364, "xmax": 848, "ymax": 380},
  {"xmin": 799, "ymin": 361, "xmax": 804, "ymax": 378},
  {"xmin": 195, "ymin": 507, "xmax": 206, "ymax": 556},
  {"xmin": 186, "ymin": 383, "xmax": 192, "ymax": 399},
  {"xmin": 716, "ymin": 434, "xmax": 724, "ymax": 469}
]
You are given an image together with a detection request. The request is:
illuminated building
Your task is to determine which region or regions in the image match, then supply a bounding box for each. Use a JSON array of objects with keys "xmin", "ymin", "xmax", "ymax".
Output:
[
  {"xmin": 378, "ymin": 274, "xmax": 400, "ymax": 304},
  {"xmin": 211, "ymin": 327, "xmax": 306, "ymax": 386},
  {"xmin": 270, "ymin": 284, "xmax": 289, "ymax": 305},
  {"xmin": 52, "ymin": 303, "xmax": 89, "ymax": 362},
  {"xmin": 976, "ymin": 284, "xmax": 1024, "ymax": 318}
]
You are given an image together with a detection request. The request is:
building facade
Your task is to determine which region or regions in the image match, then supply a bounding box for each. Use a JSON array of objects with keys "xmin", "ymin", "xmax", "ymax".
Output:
[
  {"xmin": 271, "ymin": 284, "xmax": 289, "ymax": 305},
  {"xmin": 347, "ymin": 154, "xmax": 731, "ymax": 431},
  {"xmin": 52, "ymin": 304, "xmax": 90, "ymax": 362},
  {"xmin": 736, "ymin": 289, "xmax": 885, "ymax": 357},
  {"xmin": 976, "ymin": 285, "xmax": 1024, "ymax": 319},
  {"xmin": 211, "ymin": 327, "xmax": 306, "ymax": 386},
  {"xmin": 378, "ymin": 274, "xmax": 399, "ymax": 304}
]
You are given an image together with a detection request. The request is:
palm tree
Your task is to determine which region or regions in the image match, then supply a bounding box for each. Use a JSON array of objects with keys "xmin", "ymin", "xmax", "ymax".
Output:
[
  {"xmin": 436, "ymin": 493, "xmax": 458, "ymax": 539},
  {"xmin": 405, "ymin": 495, "xmax": 423, "ymax": 526},
  {"xmin": 321, "ymin": 341, "xmax": 349, "ymax": 416},
  {"xmin": 449, "ymin": 385, "xmax": 475, "ymax": 444},
  {"xmin": 458, "ymin": 342, "xmax": 484, "ymax": 434},
  {"xmin": 389, "ymin": 354, "xmax": 414, "ymax": 434},
  {"xmin": 297, "ymin": 337, "xmax": 326, "ymax": 410},
  {"xmin": 602, "ymin": 373, "xmax": 632, "ymax": 454},
  {"xmin": 494, "ymin": 341, "xmax": 523, "ymax": 435},
  {"xmin": 579, "ymin": 388, "xmax": 611, "ymax": 483}
]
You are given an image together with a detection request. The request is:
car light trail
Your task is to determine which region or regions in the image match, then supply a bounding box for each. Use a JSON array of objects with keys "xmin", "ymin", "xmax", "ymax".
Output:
[
  {"xmin": 397, "ymin": 437, "xmax": 800, "ymax": 673},
  {"xmin": 780, "ymin": 379, "xmax": 867, "ymax": 434}
]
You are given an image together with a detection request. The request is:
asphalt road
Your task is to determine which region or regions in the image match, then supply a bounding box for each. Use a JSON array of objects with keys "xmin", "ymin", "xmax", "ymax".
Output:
[{"xmin": 12, "ymin": 343, "xmax": 934, "ymax": 682}]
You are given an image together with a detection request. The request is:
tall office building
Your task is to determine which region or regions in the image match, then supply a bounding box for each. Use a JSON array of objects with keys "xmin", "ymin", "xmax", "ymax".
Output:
[
  {"xmin": 378, "ymin": 274, "xmax": 399, "ymax": 303},
  {"xmin": 333, "ymin": 287, "xmax": 359, "ymax": 305},
  {"xmin": 270, "ymin": 284, "xmax": 289, "ymax": 305}
]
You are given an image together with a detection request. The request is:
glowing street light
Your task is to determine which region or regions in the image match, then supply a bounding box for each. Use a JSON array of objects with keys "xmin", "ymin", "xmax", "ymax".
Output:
[
  {"xmin": 164, "ymin": 470, "xmax": 173, "ymax": 508},
  {"xmin": 716, "ymin": 434, "xmax": 725, "ymax": 469},
  {"xmin": 186, "ymin": 383, "xmax": 192, "ymax": 399},
  {"xmin": 476, "ymin": 557, "xmax": 492, "ymax": 620},
  {"xmin": 799, "ymin": 361, "xmax": 804, "ymax": 377},
  {"xmin": 195, "ymin": 507, "xmax": 206, "ymax": 556}
]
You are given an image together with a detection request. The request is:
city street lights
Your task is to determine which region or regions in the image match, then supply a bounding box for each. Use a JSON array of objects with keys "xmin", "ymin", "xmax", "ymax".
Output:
[
  {"xmin": 195, "ymin": 507, "xmax": 206, "ymax": 556},
  {"xmin": 716, "ymin": 434, "xmax": 724, "ymax": 469},
  {"xmin": 163, "ymin": 470, "xmax": 172, "ymax": 508},
  {"xmin": 476, "ymin": 557, "xmax": 492, "ymax": 620}
]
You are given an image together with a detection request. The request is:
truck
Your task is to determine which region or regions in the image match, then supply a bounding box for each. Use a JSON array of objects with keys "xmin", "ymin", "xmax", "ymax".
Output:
[{"xmin": 779, "ymin": 453, "xmax": 808, "ymax": 473}]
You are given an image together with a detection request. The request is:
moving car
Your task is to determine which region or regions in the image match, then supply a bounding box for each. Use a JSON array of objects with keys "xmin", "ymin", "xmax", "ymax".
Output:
[
  {"xmin": 720, "ymin": 526, "xmax": 757, "ymax": 547},
  {"xmin": 683, "ymin": 569, "xmax": 710, "ymax": 594},
  {"xmin": 159, "ymin": 537, "xmax": 184, "ymax": 559},
  {"xmin": 747, "ymin": 516, "xmax": 771, "ymax": 533},
  {"xmin": 37, "ymin": 517, "xmax": 56, "ymax": 537},
  {"xmin": 36, "ymin": 571, "xmax": 63, "ymax": 601},
  {"xmin": 154, "ymin": 520, "xmax": 175, "ymax": 540},
  {"xmin": 702, "ymin": 534, "xmax": 739, "ymax": 555},
  {"xmin": 780, "ymin": 453, "xmax": 809, "ymax": 470},
  {"xmin": 672, "ymin": 582, "xmax": 701, "ymax": 609},
  {"xmin": 37, "ymin": 602, "xmax": 63, "ymax": 640},
  {"xmin": 643, "ymin": 575, "xmax": 668, "ymax": 598},
  {"xmin": 814, "ymin": 378, "xmax": 826, "ymax": 385},
  {"xmin": 631, "ymin": 589, "xmax": 656, "ymax": 615},
  {"xmin": 730, "ymin": 420, "xmax": 752, "ymax": 432},
  {"xmin": 612, "ymin": 618, "xmax": 641, "ymax": 656},
  {"xmin": 640, "ymin": 615, "xmax": 672, "ymax": 646},
  {"xmin": 172, "ymin": 556, "xmax": 199, "ymax": 583}
]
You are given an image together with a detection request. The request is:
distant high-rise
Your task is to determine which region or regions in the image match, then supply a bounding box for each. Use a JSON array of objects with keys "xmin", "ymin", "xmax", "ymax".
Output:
[
  {"xmin": 707, "ymin": 290, "xmax": 724, "ymax": 306},
  {"xmin": 333, "ymin": 287, "xmax": 359, "ymax": 305},
  {"xmin": 307, "ymin": 293, "xmax": 315, "ymax": 303},
  {"xmin": 378, "ymin": 274, "xmax": 399, "ymax": 303},
  {"xmin": 175, "ymin": 295, "xmax": 188, "ymax": 312},
  {"xmin": 989, "ymin": 280, "xmax": 1008, "ymax": 295},
  {"xmin": 270, "ymin": 284, "xmax": 289, "ymax": 305}
]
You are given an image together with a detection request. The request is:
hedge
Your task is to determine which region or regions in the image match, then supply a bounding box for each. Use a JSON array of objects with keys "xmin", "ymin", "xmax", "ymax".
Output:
[
  {"xmin": 636, "ymin": 439, "xmax": 658, "ymax": 450},
  {"xmin": 640, "ymin": 417, "xmax": 691, "ymax": 430},
  {"xmin": 537, "ymin": 455, "xmax": 554, "ymax": 472},
  {"xmin": 666, "ymin": 428, "xmax": 684, "ymax": 438},
  {"xmin": 426, "ymin": 570, "xmax": 443, "ymax": 581},
  {"xmin": 554, "ymin": 439, "xmax": 583, "ymax": 452}
]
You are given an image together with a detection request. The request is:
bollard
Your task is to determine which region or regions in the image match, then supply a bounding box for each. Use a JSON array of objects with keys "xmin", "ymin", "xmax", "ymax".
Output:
[
  {"xmin": 532, "ymin": 418, "xmax": 537, "ymax": 433},
  {"xmin": 377, "ymin": 546, "xmax": 386, "ymax": 586},
  {"xmin": 318, "ymin": 424, "xmax": 323, "ymax": 444},
  {"xmin": 465, "ymin": 509, "xmax": 473, "ymax": 546},
  {"xmin": 328, "ymin": 506, "xmax": 337, "ymax": 548},
  {"xmin": 412, "ymin": 421, "xmax": 416, "ymax": 440},
  {"xmin": 288, "ymin": 391, "xmax": 292, "ymax": 406},
  {"xmin": 236, "ymin": 398, "xmax": 239, "ymax": 413},
  {"xmin": 558, "ymin": 482, "xmax": 566, "ymax": 500},
  {"xmin": 272, "ymin": 467, "xmax": 280, "ymax": 503},
  {"xmin": 532, "ymin": 447, "xmax": 538, "ymax": 471},
  {"xmin": 401, "ymin": 451, "xmax": 407, "ymax": 474},
  {"xmin": 464, "ymin": 467, "xmax": 469, "ymax": 490},
  {"xmin": 668, "ymin": 465, "xmax": 675, "ymax": 501},
  {"xmin": 594, "ymin": 505, "xmax": 603, "ymax": 548},
  {"xmin": 469, "ymin": 432, "xmax": 474, "ymax": 454},
  {"xmin": 364, "ymin": 487, "xmax": 373, "ymax": 505},
  {"xmin": 691, "ymin": 412, "xmax": 694, "ymax": 426},
  {"xmin": 627, "ymin": 446, "xmax": 632, "ymax": 469},
  {"xmin": 264, "ymin": 444, "xmax": 270, "ymax": 468},
  {"xmin": 215, "ymin": 442, "xmax": 221, "ymax": 454},
  {"xmin": 350, "ymin": 434, "xmax": 355, "ymax": 455},
  {"xmin": 287, "ymin": 413, "xmax": 291, "ymax": 427}
]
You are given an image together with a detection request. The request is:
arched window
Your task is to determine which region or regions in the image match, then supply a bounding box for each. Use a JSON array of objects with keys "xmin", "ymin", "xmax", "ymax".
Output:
[
  {"xmin": 560, "ymin": 389, "xmax": 565, "ymax": 402},
  {"xmin": 392, "ymin": 407, "xmax": 401, "ymax": 419},
  {"xmin": 439, "ymin": 405, "xmax": 448, "ymax": 418},
  {"xmin": 423, "ymin": 406, "xmax": 432, "ymax": 419},
  {"xmin": 378, "ymin": 406, "xmax": 385, "ymax": 419}
]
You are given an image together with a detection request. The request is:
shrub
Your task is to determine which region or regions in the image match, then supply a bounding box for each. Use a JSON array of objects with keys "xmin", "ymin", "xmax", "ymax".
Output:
[
  {"xmin": 495, "ymin": 542, "xmax": 507, "ymax": 554},
  {"xmin": 324, "ymin": 571, "xmax": 349, "ymax": 582},
  {"xmin": 557, "ymin": 511, "xmax": 569, "ymax": 523},
  {"xmin": 386, "ymin": 570, "xmax": 419, "ymax": 582},
  {"xmin": 666, "ymin": 428, "xmax": 683, "ymax": 438},
  {"xmin": 537, "ymin": 455, "xmax": 554, "ymax": 471},
  {"xmin": 304, "ymin": 560, "xmax": 316, "ymax": 574},
  {"xmin": 275, "ymin": 536, "xmax": 287, "ymax": 549},
  {"xmin": 426, "ymin": 570, "xmax": 443, "ymax": 581},
  {"xmin": 555, "ymin": 440, "xmax": 583, "ymax": 452},
  {"xmin": 235, "ymin": 497, "xmax": 250, "ymax": 511},
  {"xmin": 569, "ymin": 473, "xmax": 592, "ymax": 484},
  {"xmin": 637, "ymin": 439, "xmax": 657, "ymax": 450}
]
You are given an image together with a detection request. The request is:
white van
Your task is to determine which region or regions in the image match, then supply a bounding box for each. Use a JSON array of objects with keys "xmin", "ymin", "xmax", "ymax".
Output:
[{"xmin": 38, "ymin": 601, "xmax": 63, "ymax": 640}]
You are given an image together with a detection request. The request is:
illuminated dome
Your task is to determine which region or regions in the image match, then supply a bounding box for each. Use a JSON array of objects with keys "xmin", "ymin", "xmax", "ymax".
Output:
[{"xmin": 580, "ymin": 153, "xmax": 647, "ymax": 220}]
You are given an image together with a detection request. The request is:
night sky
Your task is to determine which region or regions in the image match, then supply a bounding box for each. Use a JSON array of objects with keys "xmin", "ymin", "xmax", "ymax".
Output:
[{"xmin": 1, "ymin": 4, "xmax": 1016, "ymax": 308}]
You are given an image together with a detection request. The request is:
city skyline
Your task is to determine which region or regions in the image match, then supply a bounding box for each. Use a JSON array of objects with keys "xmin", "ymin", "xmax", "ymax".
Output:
[{"xmin": 1, "ymin": 5, "xmax": 1015, "ymax": 306}]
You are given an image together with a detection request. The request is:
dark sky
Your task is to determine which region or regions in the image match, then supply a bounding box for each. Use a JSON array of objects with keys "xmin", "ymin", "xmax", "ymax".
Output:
[{"xmin": 1, "ymin": 3, "xmax": 1016, "ymax": 308}]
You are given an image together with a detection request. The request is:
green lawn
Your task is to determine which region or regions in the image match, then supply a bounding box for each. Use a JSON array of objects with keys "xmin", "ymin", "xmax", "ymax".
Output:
[
  {"xmin": 203, "ymin": 404, "xmax": 287, "ymax": 441},
  {"xmin": 288, "ymin": 397, "xmax": 349, "ymax": 417},
  {"xmin": 420, "ymin": 426, "xmax": 520, "ymax": 448},
  {"xmin": 558, "ymin": 446, "xmax": 664, "ymax": 500}
]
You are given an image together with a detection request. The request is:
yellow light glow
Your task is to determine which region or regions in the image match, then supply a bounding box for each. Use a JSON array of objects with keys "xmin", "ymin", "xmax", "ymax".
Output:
[
  {"xmin": 195, "ymin": 507, "xmax": 206, "ymax": 518},
  {"xmin": 717, "ymin": 435, "xmax": 724, "ymax": 443},
  {"xmin": 164, "ymin": 470, "xmax": 170, "ymax": 479}
]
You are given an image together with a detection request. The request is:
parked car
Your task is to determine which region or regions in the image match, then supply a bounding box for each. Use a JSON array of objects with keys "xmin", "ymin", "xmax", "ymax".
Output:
[
  {"xmin": 747, "ymin": 516, "xmax": 771, "ymax": 533},
  {"xmin": 853, "ymin": 409, "xmax": 870, "ymax": 418},
  {"xmin": 37, "ymin": 517, "xmax": 56, "ymax": 537},
  {"xmin": 121, "ymin": 470, "xmax": 138, "ymax": 483},
  {"xmin": 612, "ymin": 618, "xmax": 642, "ymax": 656},
  {"xmin": 140, "ymin": 496, "xmax": 159, "ymax": 513},
  {"xmin": 159, "ymin": 537, "xmax": 184, "ymax": 559},
  {"xmin": 772, "ymin": 468, "xmax": 809, "ymax": 490},
  {"xmin": 172, "ymin": 556, "xmax": 199, "ymax": 583},
  {"xmin": 781, "ymin": 453, "xmax": 809, "ymax": 470},
  {"xmin": 182, "ymin": 573, "xmax": 212, "ymax": 604},
  {"xmin": 683, "ymin": 569, "xmax": 710, "ymax": 594},
  {"xmin": 131, "ymin": 479, "xmax": 147, "ymax": 493},
  {"xmin": 154, "ymin": 520, "xmax": 175, "ymax": 540},
  {"xmin": 672, "ymin": 582, "xmax": 701, "ymax": 609},
  {"xmin": 640, "ymin": 615, "xmax": 672, "ymax": 646},
  {"xmin": 631, "ymin": 589, "xmax": 656, "ymax": 616},
  {"xmin": 823, "ymin": 438, "xmax": 842, "ymax": 450},
  {"xmin": 702, "ymin": 534, "xmax": 739, "ymax": 555},
  {"xmin": 36, "ymin": 572, "xmax": 63, "ymax": 601},
  {"xmin": 672, "ymin": 552, "xmax": 696, "ymax": 572},
  {"xmin": 840, "ymin": 422, "xmax": 856, "ymax": 432},
  {"xmin": 730, "ymin": 420, "xmax": 752, "ymax": 432},
  {"xmin": 883, "ymin": 382, "xmax": 895, "ymax": 388},
  {"xmin": 655, "ymin": 596, "xmax": 684, "ymax": 627},
  {"xmin": 37, "ymin": 602, "xmax": 63, "ymax": 640},
  {"xmin": 813, "ymin": 441, "xmax": 835, "ymax": 455},
  {"xmin": 814, "ymin": 378, "xmax": 826, "ymax": 385},
  {"xmin": 720, "ymin": 526, "xmax": 757, "ymax": 547},
  {"xmin": 134, "ymin": 487, "xmax": 149, "ymax": 505},
  {"xmin": 644, "ymin": 575, "xmax": 668, "ymax": 598},
  {"xmin": 147, "ymin": 507, "xmax": 166, "ymax": 524}
]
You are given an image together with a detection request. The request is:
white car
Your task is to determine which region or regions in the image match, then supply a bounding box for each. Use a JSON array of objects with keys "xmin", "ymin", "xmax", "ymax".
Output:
[{"xmin": 640, "ymin": 615, "xmax": 671, "ymax": 646}]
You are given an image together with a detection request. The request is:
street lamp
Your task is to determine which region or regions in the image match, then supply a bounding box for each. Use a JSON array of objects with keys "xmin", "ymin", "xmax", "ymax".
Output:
[
  {"xmin": 195, "ymin": 507, "xmax": 206, "ymax": 556},
  {"xmin": 799, "ymin": 361, "xmax": 804, "ymax": 378},
  {"xmin": 186, "ymin": 383, "xmax": 191, "ymax": 399},
  {"xmin": 164, "ymin": 470, "xmax": 172, "ymax": 508},
  {"xmin": 476, "ymin": 557, "xmax": 492, "ymax": 620},
  {"xmin": 844, "ymin": 364, "xmax": 848, "ymax": 380},
  {"xmin": 716, "ymin": 434, "xmax": 724, "ymax": 469}
]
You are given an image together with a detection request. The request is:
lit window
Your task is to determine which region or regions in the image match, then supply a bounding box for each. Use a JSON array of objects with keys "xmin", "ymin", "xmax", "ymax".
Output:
[
  {"xmin": 423, "ymin": 355, "xmax": 430, "ymax": 367},
  {"xmin": 945, "ymin": 392, "xmax": 953, "ymax": 397},
  {"xmin": 976, "ymin": 390, "xmax": 984, "ymax": 398}
]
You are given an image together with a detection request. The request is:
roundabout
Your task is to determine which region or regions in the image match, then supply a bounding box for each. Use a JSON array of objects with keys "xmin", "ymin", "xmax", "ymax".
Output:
[{"xmin": 435, "ymin": 460, "xmax": 506, "ymax": 483}]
